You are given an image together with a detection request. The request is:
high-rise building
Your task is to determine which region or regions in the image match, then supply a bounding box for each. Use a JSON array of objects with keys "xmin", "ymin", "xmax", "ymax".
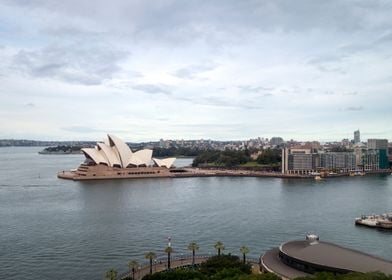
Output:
[
  {"xmin": 367, "ymin": 139, "xmax": 388, "ymax": 150},
  {"xmin": 270, "ymin": 137, "xmax": 284, "ymax": 146},
  {"xmin": 354, "ymin": 130, "xmax": 360, "ymax": 144},
  {"xmin": 319, "ymin": 152, "xmax": 356, "ymax": 171},
  {"xmin": 367, "ymin": 139, "xmax": 389, "ymax": 169},
  {"xmin": 282, "ymin": 147, "xmax": 318, "ymax": 174}
]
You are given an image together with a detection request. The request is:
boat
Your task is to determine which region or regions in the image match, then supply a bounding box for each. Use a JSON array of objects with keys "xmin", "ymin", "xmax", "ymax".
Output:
[
  {"xmin": 355, "ymin": 213, "xmax": 392, "ymax": 230},
  {"xmin": 376, "ymin": 220, "xmax": 392, "ymax": 229}
]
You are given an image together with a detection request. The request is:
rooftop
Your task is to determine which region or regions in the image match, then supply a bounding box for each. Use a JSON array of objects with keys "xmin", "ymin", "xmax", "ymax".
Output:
[{"xmin": 280, "ymin": 240, "xmax": 392, "ymax": 275}]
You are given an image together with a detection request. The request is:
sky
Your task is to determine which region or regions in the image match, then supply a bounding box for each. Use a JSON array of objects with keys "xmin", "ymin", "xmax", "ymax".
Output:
[{"xmin": 1, "ymin": 0, "xmax": 392, "ymax": 142}]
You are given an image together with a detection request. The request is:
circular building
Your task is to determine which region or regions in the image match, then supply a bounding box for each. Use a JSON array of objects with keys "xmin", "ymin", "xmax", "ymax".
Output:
[{"xmin": 261, "ymin": 235, "xmax": 392, "ymax": 280}]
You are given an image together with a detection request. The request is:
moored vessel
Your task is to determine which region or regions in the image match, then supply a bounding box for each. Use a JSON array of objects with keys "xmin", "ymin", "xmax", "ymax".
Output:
[{"xmin": 355, "ymin": 213, "xmax": 392, "ymax": 229}]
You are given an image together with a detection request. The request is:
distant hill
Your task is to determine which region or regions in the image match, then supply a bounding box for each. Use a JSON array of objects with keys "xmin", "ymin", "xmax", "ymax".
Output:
[{"xmin": 0, "ymin": 139, "xmax": 96, "ymax": 147}]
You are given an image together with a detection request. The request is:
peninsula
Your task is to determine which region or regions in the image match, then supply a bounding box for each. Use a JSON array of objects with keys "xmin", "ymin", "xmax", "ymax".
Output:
[{"xmin": 58, "ymin": 134, "xmax": 391, "ymax": 181}]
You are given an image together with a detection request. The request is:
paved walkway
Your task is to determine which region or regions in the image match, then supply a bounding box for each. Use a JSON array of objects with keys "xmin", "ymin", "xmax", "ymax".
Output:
[{"xmin": 119, "ymin": 255, "xmax": 261, "ymax": 280}]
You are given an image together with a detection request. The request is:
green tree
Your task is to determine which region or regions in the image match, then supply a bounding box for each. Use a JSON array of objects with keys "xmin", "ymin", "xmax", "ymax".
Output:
[
  {"xmin": 164, "ymin": 246, "xmax": 173, "ymax": 270},
  {"xmin": 214, "ymin": 241, "xmax": 225, "ymax": 256},
  {"xmin": 187, "ymin": 242, "xmax": 199, "ymax": 266},
  {"xmin": 128, "ymin": 260, "xmax": 139, "ymax": 280},
  {"xmin": 199, "ymin": 255, "xmax": 251, "ymax": 276},
  {"xmin": 256, "ymin": 148, "xmax": 281, "ymax": 165},
  {"xmin": 144, "ymin": 251, "xmax": 156, "ymax": 275},
  {"xmin": 142, "ymin": 268, "xmax": 207, "ymax": 280},
  {"xmin": 240, "ymin": 246, "xmax": 250, "ymax": 264},
  {"xmin": 105, "ymin": 268, "xmax": 117, "ymax": 280}
]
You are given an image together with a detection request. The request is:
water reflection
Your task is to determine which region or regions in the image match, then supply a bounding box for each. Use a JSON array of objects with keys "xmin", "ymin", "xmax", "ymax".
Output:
[{"xmin": 0, "ymin": 147, "xmax": 391, "ymax": 280}]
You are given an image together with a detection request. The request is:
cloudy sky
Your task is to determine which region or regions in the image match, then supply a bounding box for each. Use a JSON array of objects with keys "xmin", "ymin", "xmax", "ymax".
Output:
[{"xmin": 1, "ymin": 0, "xmax": 392, "ymax": 142}]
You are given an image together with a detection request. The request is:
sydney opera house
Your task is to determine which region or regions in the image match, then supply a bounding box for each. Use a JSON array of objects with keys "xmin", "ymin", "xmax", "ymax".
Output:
[{"xmin": 58, "ymin": 134, "xmax": 178, "ymax": 180}]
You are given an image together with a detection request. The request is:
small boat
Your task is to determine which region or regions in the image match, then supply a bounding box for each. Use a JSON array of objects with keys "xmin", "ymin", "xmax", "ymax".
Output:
[
  {"xmin": 377, "ymin": 220, "xmax": 392, "ymax": 229},
  {"xmin": 355, "ymin": 213, "xmax": 392, "ymax": 230}
]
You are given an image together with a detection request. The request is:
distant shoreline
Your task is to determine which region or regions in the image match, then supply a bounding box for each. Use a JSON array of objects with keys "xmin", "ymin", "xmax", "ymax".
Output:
[{"xmin": 38, "ymin": 151, "xmax": 83, "ymax": 155}]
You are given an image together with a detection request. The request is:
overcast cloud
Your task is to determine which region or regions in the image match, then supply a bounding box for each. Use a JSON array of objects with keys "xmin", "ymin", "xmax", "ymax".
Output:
[{"xmin": 1, "ymin": 0, "xmax": 392, "ymax": 141}]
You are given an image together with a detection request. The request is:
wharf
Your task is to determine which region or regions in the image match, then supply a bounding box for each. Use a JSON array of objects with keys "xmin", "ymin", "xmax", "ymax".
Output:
[
  {"xmin": 174, "ymin": 168, "xmax": 311, "ymax": 179},
  {"xmin": 58, "ymin": 167, "xmax": 391, "ymax": 181},
  {"xmin": 57, "ymin": 168, "xmax": 312, "ymax": 181}
]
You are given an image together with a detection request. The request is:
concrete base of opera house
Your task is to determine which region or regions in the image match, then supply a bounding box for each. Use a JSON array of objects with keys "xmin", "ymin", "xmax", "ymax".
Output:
[{"xmin": 261, "ymin": 235, "xmax": 392, "ymax": 279}]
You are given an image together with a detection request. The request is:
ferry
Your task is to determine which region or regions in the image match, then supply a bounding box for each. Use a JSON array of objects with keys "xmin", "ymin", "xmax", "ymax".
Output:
[{"xmin": 355, "ymin": 213, "xmax": 392, "ymax": 229}]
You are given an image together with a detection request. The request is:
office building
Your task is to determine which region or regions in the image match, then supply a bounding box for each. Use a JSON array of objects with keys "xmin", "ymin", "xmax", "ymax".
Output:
[
  {"xmin": 354, "ymin": 130, "xmax": 360, "ymax": 144},
  {"xmin": 367, "ymin": 139, "xmax": 389, "ymax": 169},
  {"xmin": 319, "ymin": 152, "xmax": 356, "ymax": 172}
]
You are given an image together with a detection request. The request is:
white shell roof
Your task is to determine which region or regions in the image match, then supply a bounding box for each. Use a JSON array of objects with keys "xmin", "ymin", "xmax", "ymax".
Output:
[
  {"xmin": 107, "ymin": 134, "xmax": 133, "ymax": 167},
  {"xmin": 83, "ymin": 135, "xmax": 175, "ymax": 168},
  {"xmin": 133, "ymin": 149, "xmax": 153, "ymax": 166},
  {"xmin": 127, "ymin": 156, "xmax": 146, "ymax": 167},
  {"xmin": 82, "ymin": 148, "xmax": 109, "ymax": 165},
  {"xmin": 97, "ymin": 143, "xmax": 121, "ymax": 167},
  {"xmin": 152, "ymin": 158, "xmax": 176, "ymax": 168}
]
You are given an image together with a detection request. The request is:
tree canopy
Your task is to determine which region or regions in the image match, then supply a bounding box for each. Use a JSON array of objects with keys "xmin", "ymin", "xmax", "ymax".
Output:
[
  {"xmin": 141, "ymin": 255, "xmax": 279, "ymax": 280},
  {"xmin": 256, "ymin": 149, "xmax": 281, "ymax": 165},
  {"xmin": 192, "ymin": 150, "xmax": 250, "ymax": 167}
]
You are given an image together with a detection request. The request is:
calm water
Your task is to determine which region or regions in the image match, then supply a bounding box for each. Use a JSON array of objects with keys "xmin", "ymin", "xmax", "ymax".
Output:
[{"xmin": 0, "ymin": 147, "xmax": 391, "ymax": 280}]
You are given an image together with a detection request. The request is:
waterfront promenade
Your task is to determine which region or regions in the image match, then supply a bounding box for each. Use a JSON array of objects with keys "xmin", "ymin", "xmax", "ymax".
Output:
[
  {"xmin": 58, "ymin": 165, "xmax": 391, "ymax": 181},
  {"xmin": 178, "ymin": 168, "xmax": 392, "ymax": 179},
  {"xmin": 118, "ymin": 255, "xmax": 261, "ymax": 280}
]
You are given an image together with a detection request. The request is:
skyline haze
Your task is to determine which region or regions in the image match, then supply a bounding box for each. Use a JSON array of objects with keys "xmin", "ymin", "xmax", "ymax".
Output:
[{"xmin": 1, "ymin": 0, "xmax": 392, "ymax": 141}]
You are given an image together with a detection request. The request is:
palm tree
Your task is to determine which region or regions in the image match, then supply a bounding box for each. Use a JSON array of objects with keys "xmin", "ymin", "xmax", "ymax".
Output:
[
  {"xmin": 164, "ymin": 246, "xmax": 173, "ymax": 269},
  {"xmin": 145, "ymin": 251, "xmax": 156, "ymax": 275},
  {"xmin": 105, "ymin": 268, "xmax": 117, "ymax": 280},
  {"xmin": 128, "ymin": 260, "xmax": 139, "ymax": 280},
  {"xmin": 187, "ymin": 242, "xmax": 199, "ymax": 266},
  {"xmin": 214, "ymin": 241, "xmax": 225, "ymax": 256},
  {"xmin": 240, "ymin": 246, "xmax": 250, "ymax": 264}
]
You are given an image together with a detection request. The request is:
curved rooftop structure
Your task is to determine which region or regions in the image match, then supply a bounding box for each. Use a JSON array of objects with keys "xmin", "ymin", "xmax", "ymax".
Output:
[
  {"xmin": 81, "ymin": 134, "xmax": 175, "ymax": 169},
  {"xmin": 153, "ymin": 157, "xmax": 176, "ymax": 168},
  {"xmin": 82, "ymin": 148, "xmax": 109, "ymax": 166},
  {"xmin": 107, "ymin": 134, "xmax": 133, "ymax": 167},
  {"xmin": 97, "ymin": 142, "xmax": 121, "ymax": 167},
  {"xmin": 262, "ymin": 236, "xmax": 392, "ymax": 279}
]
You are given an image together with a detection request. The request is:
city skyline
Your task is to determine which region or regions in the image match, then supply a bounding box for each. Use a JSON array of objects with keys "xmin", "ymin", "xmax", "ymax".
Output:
[
  {"xmin": 1, "ymin": 1, "xmax": 392, "ymax": 141},
  {"xmin": 1, "ymin": 130, "xmax": 390, "ymax": 145}
]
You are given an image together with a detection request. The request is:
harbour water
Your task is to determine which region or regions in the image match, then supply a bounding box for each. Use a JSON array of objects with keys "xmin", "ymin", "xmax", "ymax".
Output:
[{"xmin": 1, "ymin": 147, "xmax": 391, "ymax": 280}]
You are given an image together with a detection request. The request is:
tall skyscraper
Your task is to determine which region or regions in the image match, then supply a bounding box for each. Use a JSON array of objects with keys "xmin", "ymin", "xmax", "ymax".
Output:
[{"xmin": 354, "ymin": 130, "xmax": 360, "ymax": 144}]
